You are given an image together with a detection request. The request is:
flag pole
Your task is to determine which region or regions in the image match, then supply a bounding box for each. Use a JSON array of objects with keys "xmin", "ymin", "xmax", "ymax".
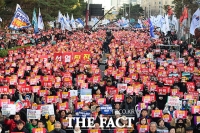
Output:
[
  {"xmin": 90, "ymin": 6, "xmax": 115, "ymax": 31},
  {"xmin": 85, "ymin": 0, "xmax": 90, "ymax": 30}
]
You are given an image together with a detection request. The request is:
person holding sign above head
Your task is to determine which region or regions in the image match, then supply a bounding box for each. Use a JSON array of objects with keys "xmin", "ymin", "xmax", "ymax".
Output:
[
  {"xmin": 12, "ymin": 120, "xmax": 29, "ymax": 133},
  {"xmin": 45, "ymin": 115, "xmax": 56, "ymax": 132}
]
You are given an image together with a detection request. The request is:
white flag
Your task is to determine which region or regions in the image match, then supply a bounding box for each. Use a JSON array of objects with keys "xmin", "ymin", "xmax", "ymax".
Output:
[
  {"xmin": 16, "ymin": 4, "xmax": 21, "ymax": 11},
  {"xmin": 172, "ymin": 15, "xmax": 179, "ymax": 31},
  {"xmin": 190, "ymin": 8, "xmax": 200, "ymax": 35},
  {"xmin": 71, "ymin": 14, "xmax": 76, "ymax": 29},
  {"xmin": 63, "ymin": 15, "xmax": 72, "ymax": 31},
  {"xmin": 58, "ymin": 11, "xmax": 63, "ymax": 23},
  {"xmin": 38, "ymin": 8, "xmax": 44, "ymax": 30},
  {"xmin": 66, "ymin": 13, "xmax": 70, "ymax": 22},
  {"xmin": 165, "ymin": 15, "xmax": 170, "ymax": 33}
]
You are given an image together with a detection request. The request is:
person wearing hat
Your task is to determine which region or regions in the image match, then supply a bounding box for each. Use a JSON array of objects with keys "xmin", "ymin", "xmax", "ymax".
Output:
[
  {"xmin": 120, "ymin": 94, "xmax": 135, "ymax": 117},
  {"xmin": 12, "ymin": 120, "xmax": 29, "ymax": 133}
]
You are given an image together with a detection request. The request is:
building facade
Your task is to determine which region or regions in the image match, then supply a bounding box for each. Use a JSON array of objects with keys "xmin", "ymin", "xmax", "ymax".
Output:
[{"xmin": 141, "ymin": 0, "xmax": 174, "ymax": 17}]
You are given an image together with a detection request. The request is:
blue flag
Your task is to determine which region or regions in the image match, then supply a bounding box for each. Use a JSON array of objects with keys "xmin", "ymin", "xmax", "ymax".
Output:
[
  {"xmin": 149, "ymin": 19, "xmax": 155, "ymax": 38},
  {"xmin": 32, "ymin": 8, "xmax": 39, "ymax": 33},
  {"xmin": 9, "ymin": 8, "xmax": 31, "ymax": 30}
]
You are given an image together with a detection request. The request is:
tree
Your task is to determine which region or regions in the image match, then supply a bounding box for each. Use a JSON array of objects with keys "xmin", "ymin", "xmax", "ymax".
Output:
[
  {"xmin": 173, "ymin": 0, "xmax": 198, "ymax": 18},
  {"xmin": 0, "ymin": 0, "xmax": 86, "ymax": 26},
  {"xmin": 117, "ymin": 4, "xmax": 144, "ymax": 20}
]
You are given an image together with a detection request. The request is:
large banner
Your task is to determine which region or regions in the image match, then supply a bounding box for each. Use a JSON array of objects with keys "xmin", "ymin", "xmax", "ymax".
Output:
[{"xmin": 9, "ymin": 8, "xmax": 31, "ymax": 30}]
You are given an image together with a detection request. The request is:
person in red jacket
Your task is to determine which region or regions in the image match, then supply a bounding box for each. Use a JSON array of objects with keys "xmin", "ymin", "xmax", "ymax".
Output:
[{"xmin": 4, "ymin": 113, "xmax": 25, "ymax": 132}]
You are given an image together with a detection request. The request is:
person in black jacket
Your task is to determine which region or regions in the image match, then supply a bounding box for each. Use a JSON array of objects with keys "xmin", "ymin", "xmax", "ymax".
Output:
[
  {"xmin": 50, "ymin": 121, "xmax": 66, "ymax": 133},
  {"xmin": 12, "ymin": 120, "xmax": 29, "ymax": 133}
]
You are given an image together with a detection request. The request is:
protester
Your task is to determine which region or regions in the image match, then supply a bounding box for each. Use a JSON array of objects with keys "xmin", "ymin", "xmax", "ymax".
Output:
[
  {"xmin": 0, "ymin": 22, "xmax": 200, "ymax": 133},
  {"xmin": 12, "ymin": 120, "xmax": 29, "ymax": 133}
]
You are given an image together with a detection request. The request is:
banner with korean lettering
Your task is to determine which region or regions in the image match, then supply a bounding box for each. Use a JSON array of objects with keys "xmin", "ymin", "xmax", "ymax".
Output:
[
  {"xmin": 0, "ymin": 86, "xmax": 9, "ymax": 94},
  {"xmin": 151, "ymin": 110, "xmax": 162, "ymax": 118},
  {"xmin": 27, "ymin": 109, "xmax": 41, "ymax": 119},
  {"xmin": 114, "ymin": 95, "xmax": 124, "ymax": 102},
  {"xmin": 2, "ymin": 104, "xmax": 16, "ymax": 115},
  {"xmin": 162, "ymin": 114, "xmax": 172, "ymax": 122},
  {"xmin": 76, "ymin": 110, "xmax": 91, "ymax": 118},
  {"xmin": 175, "ymin": 110, "xmax": 187, "ymax": 119},
  {"xmin": 41, "ymin": 104, "xmax": 54, "ymax": 116},
  {"xmin": 137, "ymin": 125, "xmax": 149, "ymax": 133},
  {"xmin": 9, "ymin": 8, "xmax": 31, "ymax": 30},
  {"xmin": 57, "ymin": 103, "xmax": 69, "ymax": 110},
  {"xmin": 100, "ymin": 104, "xmax": 113, "ymax": 115},
  {"xmin": 0, "ymin": 99, "xmax": 10, "ymax": 107},
  {"xmin": 167, "ymin": 96, "xmax": 180, "ymax": 106}
]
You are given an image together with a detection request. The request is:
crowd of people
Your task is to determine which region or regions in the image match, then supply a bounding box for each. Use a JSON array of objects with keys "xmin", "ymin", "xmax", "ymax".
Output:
[{"xmin": 0, "ymin": 26, "xmax": 199, "ymax": 133}]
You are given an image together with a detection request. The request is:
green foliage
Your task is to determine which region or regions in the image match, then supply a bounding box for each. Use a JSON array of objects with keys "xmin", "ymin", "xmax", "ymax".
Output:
[
  {"xmin": 0, "ymin": 44, "xmax": 32, "ymax": 57},
  {"xmin": 173, "ymin": 0, "xmax": 198, "ymax": 18},
  {"xmin": 117, "ymin": 4, "xmax": 144, "ymax": 20},
  {"xmin": 0, "ymin": 0, "xmax": 86, "ymax": 23}
]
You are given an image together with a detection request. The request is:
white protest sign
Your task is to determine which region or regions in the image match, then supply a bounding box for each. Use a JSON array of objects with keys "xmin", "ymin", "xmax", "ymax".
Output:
[
  {"xmin": 27, "ymin": 109, "xmax": 41, "ymax": 119},
  {"xmin": 80, "ymin": 95, "xmax": 92, "ymax": 102},
  {"xmin": 117, "ymin": 83, "xmax": 127, "ymax": 92},
  {"xmin": 41, "ymin": 104, "xmax": 54, "ymax": 116},
  {"xmin": 70, "ymin": 90, "xmax": 78, "ymax": 96},
  {"xmin": 2, "ymin": 104, "xmax": 16, "ymax": 115},
  {"xmin": 167, "ymin": 96, "xmax": 180, "ymax": 106}
]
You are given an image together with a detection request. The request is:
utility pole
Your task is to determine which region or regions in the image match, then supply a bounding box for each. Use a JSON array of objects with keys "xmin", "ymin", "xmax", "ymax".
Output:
[
  {"xmin": 129, "ymin": 0, "xmax": 131, "ymax": 21},
  {"xmin": 147, "ymin": 0, "xmax": 150, "ymax": 18},
  {"xmin": 85, "ymin": 0, "xmax": 90, "ymax": 30}
]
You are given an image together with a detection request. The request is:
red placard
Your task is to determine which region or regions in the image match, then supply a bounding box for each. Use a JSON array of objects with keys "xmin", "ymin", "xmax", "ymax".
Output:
[
  {"xmin": 92, "ymin": 76, "xmax": 101, "ymax": 83},
  {"xmin": 97, "ymin": 98, "xmax": 106, "ymax": 105},
  {"xmin": 23, "ymin": 101, "xmax": 31, "ymax": 108},
  {"xmin": 0, "ymin": 99, "xmax": 10, "ymax": 107},
  {"xmin": 38, "ymin": 90, "xmax": 48, "ymax": 97},
  {"xmin": 46, "ymin": 96, "xmax": 56, "ymax": 103},
  {"xmin": 57, "ymin": 103, "xmax": 69, "ymax": 110},
  {"xmin": 88, "ymin": 129, "xmax": 101, "ymax": 133},
  {"xmin": 162, "ymin": 114, "xmax": 172, "ymax": 122},
  {"xmin": 18, "ymin": 85, "xmax": 31, "ymax": 93},
  {"xmin": 151, "ymin": 110, "xmax": 163, "ymax": 118},
  {"xmin": 60, "ymin": 92, "xmax": 70, "ymax": 99},
  {"xmin": 31, "ymin": 86, "xmax": 41, "ymax": 93},
  {"xmin": 93, "ymin": 94, "xmax": 102, "ymax": 100},
  {"xmin": 32, "ymin": 128, "xmax": 46, "ymax": 133},
  {"xmin": 106, "ymin": 87, "xmax": 118, "ymax": 97},
  {"xmin": 137, "ymin": 125, "xmax": 149, "ymax": 133},
  {"xmin": 42, "ymin": 81, "xmax": 52, "ymax": 88},
  {"xmin": 175, "ymin": 110, "xmax": 187, "ymax": 119},
  {"xmin": 113, "ymin": 95, "xmax": 124, "ymax": 102},
  {"xmin": 186, "ymin": 82, "xmax": 195, "ymax": 92},
  {"xmin": 75, "ymin": 101, "xmax": 84, "ymax": 109},
  {"xmin": 0, "ymin": 86, "xmax": 9, "ymax": 94}
]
